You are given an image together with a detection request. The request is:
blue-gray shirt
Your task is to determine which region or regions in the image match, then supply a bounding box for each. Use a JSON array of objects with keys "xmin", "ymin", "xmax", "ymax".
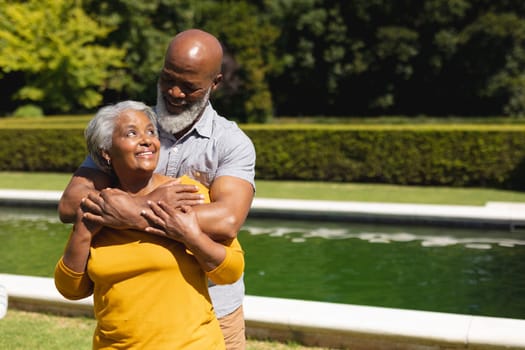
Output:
[{"xmin": 81, "ymin": 103, "xmax": 256, "ymax": 317}]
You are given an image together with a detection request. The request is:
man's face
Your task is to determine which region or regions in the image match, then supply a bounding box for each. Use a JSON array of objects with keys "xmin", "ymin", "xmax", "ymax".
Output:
[
  {"xmin": 158, "ymin": 67, "xmax": 213, "ymax": 115},
  {"xmin": 156, "ymin": 83, "xmax": 211, "ymax": 135},
  {"xmin": 156, "ymin": 66, "xmax": 214, "ymax": 134}
]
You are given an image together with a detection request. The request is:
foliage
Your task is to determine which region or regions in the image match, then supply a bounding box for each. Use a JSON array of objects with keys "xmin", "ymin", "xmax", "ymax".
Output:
[
  {"xmin": 0, "ymin": 123, "xmax": 524, "ymax": 189},
  {"xmin": 0, "ymin": 129, "xmax": 86, "ymax": 172},
  {"xmin": 81, "ymin": 0, "xmax": 187, "ymax": 105},
  {"xmin": 461, "ymin": 12, "xmax": 525, "ymax": 116},
  {"xmin": 81, "ymin": 0, "xmax": 280, "ymax": 122},
  {"xmin": 0, "ymin": 0, "xmax": 125, "ymax": 113},
  {"xmin": 12, "ymin": 105, "xmax": 44, "ymax": 118},
  {"xmin": 1, "ymin": 0, "xmax": 525, "ymax": 118},
  {"xmin": 263, "ymin": 0, "xmax": 525, "ymax": 117},
  {"xmin": 202, "ymin": 1, "xmax": 280, "ymax": 122},
  {"xmin": 250, "ymin": 126, "xmax": 525, "ymax": 189}
]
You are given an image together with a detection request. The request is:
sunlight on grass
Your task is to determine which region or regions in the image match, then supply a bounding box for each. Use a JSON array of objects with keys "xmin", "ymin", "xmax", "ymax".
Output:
[
  {"xmin": 1, "ymin": 171, "xmax": 524, "ymax": 205},
  {"xmin": 0, "ymin": 310, "xmax": 334, "ymax": 350}
]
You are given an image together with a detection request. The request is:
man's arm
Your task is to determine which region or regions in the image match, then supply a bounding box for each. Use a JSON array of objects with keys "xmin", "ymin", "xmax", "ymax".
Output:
[
  {"xmin": 186, "ymin": 175, "xmax": 254, "ymax": 241},
  {"xmin": 61, "ymin": 171, "xmax": 253, "ymax": 241},
  {"xmin": 58, "ymin": 167, "xmax": 112, "ymax": 223},
  {"xmin": 82, "ymin": 179, "xmax": 204, "ymax": 231},
  {"xmin": 145, "ymin": 175, "xmax": 253, "ymax": 242}
]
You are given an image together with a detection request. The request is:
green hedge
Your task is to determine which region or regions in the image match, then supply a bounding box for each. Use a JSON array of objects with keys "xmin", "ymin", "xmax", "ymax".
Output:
[
  {"xmin": 244, "ymin": 126, "xmax": 525, "ymax": 189},
  {"xmin": 1, "ymin": 125, "xmax": 524, "ymax": 190},
  {"xmin": 0, "ymin": 129, "xmax": 86, "ymax": 173}
]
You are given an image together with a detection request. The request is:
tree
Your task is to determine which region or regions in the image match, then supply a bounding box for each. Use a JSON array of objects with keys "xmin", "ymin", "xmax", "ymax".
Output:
[
  {"xmin": 81, "ymin": 0, "xmax": 190, "ymax": 105},
  {"xmin": 201, "ymin": 1, "xmax": 281, "ymax": 122},
  {"xmin": 459, "ymin": 11, "xmax": 525, "ymax": 116},
  {"xmin": 0, "ymin": 0, "xmax": 125, "ymax": 113},
  {"xmin": 83, "ymin": 0, "xmax": 280, "ymax": 122}
]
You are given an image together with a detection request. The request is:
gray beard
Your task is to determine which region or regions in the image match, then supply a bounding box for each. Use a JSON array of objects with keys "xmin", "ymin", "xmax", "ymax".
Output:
[{"xmin": 156, "ymin": 85, "xmax": 211, "ymax": 135}]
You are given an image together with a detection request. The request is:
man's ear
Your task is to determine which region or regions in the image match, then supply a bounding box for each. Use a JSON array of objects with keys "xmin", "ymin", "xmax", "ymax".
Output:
[{"xmin": 212, "ymin": 74, "xmax": 223, "ymax": 91}]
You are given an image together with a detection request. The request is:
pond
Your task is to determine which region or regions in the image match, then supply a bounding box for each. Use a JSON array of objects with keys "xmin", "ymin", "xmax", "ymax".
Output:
[{"xmin": 1, "ymin": 206, "xmax": 524, "ymax": 320}]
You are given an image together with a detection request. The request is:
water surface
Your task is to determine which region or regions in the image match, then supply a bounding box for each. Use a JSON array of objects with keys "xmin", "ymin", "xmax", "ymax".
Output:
[{"xmin": 1, "ymin": 207, "xmax": 524, "ymax": 319}]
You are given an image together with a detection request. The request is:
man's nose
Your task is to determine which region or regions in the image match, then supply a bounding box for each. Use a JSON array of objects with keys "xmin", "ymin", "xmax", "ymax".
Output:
[{"xmin": 168, "ymin": 85, "xmax": 186, "ymax": 98}]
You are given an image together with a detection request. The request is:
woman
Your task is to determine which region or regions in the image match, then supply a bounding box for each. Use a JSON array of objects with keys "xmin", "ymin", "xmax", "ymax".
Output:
[{"xmin": 54, "ymin": 101, "xmax": 243, "ymax": 349}]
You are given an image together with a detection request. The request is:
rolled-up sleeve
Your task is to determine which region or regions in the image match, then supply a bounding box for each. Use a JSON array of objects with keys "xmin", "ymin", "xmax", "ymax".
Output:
[{"xmin": 54, "ymin": 257, "xmax": 94, "ymax": 300}]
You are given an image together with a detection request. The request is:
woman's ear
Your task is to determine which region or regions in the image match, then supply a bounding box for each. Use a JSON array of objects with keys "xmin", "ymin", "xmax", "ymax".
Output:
[{"xmin": 101, "ymin": 150, "xmax": 111, "ymax": 165}]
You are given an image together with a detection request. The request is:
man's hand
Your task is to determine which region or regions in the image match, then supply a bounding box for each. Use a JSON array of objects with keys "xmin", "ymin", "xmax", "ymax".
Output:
[
  {"xmin": 80, "ymin": 180, "xmax": 205, "ymax": 231},
  {"xmin": 81, "ymin": 188, "xmax": 140, "ymax": 230},
  {"xmin": 150, "ymin": 179, "xmax": 205, "ymax": 206}
]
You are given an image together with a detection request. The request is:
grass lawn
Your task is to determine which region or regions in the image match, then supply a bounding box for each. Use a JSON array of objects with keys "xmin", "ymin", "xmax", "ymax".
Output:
[
  {"xmin": 0, "ymin": 310, "xmax": 334, "ymax": 350},
  {"xmin": 1, "ymin": 171, "xmax": 524, "ymax": 205}
]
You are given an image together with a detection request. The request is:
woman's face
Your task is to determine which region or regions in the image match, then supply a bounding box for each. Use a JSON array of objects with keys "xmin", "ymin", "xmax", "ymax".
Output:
[{"xmin": 104, "ymin": 109, "xmax": 160, "ymax": 176}]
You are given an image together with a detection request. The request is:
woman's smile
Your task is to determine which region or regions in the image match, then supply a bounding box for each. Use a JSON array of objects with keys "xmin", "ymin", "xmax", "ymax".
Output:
[{"xmin": 106, "ymin": 109, "xmax": 160, "ymax": 175}]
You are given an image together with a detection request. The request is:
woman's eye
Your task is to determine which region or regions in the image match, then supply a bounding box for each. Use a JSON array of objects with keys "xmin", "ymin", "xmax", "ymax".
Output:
[{"xmin": 126, "ymin": 130, "xmax": 137, "ymax": 137}]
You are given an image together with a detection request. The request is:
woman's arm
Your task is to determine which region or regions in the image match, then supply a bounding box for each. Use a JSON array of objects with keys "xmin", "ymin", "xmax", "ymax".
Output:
[
  {"xmin": 144, "ymin": 175, "xmax": 254, "ymax": 241},
  {"xmin": 54, "ymin": 209, "xmax": 100, "ymax": 300},
  {"xmin": 142, "ymin": 202, "xmax": 244, "ymax": 284}
]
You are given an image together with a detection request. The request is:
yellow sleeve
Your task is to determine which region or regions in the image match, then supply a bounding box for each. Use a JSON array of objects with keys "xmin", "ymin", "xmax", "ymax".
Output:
[
  {"xmin": 54, "ymin": 257, "xmax": 94, "ymax": 300},
  {"xmin": 206, "ymin": 238, "xmax": 245, "ymax": 285}
]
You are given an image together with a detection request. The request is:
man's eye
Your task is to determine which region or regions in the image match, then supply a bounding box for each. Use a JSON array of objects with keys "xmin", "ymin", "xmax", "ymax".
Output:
[{"xmin": 184, "ymin": 85, "xmax": 199, "ymax": 93}]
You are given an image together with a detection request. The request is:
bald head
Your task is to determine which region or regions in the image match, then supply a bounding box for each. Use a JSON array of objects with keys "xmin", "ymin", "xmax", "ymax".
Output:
[
  {"xmin": 164, "ymin": 29, "xmax": 223, "ymax": 79},
  {"xmin": 157, "ymin": 29, "xmax": 223, "ymax": 132}
]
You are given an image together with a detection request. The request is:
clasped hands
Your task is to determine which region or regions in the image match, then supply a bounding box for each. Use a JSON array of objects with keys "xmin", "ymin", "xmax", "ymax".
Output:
[{"xmin": 79, "ymin": 180, "xmax": 205, "ymax": 242}]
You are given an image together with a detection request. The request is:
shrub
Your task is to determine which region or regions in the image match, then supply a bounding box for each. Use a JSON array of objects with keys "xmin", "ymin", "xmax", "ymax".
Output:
[{"xmin": 12, "ymin": 105, "xmax": 44, "ymax": 118}]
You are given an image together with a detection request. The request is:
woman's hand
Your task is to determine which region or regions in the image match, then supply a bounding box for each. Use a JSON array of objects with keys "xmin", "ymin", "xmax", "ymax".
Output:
[
  {"xmin": 142, "ymin": 201, "xmax": 202, "ymax": 244},
  {"xmin": 142, "ymin": 201, "xmax": 227, "ymax": 272}
]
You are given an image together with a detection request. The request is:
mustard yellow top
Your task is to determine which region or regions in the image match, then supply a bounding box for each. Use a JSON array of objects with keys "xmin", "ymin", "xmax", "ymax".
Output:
[{"xmin": 54, "ymin": 175, "xmax": 244, "ymax": 349}]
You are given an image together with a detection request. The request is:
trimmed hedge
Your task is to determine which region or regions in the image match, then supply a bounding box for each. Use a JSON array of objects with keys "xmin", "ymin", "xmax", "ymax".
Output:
[
  {"xmin": 244, "ymin": 126, "xmax": 525, "ymax": 189},
  {"xmin": 0, "ymin": 129, "xmax": 86, "ymax": 173},
  {"xmin": 1, "ymin": 125, "xmax": 524, "ymax": 190}
]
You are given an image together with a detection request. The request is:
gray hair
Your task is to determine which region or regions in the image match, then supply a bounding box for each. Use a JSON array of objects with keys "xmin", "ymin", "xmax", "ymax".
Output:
[{"xmin": 85, "ymin": 100, "xmax": 158, "ymax": 173}]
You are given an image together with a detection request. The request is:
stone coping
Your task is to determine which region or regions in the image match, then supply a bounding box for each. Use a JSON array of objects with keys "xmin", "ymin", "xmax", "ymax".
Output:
[
  {"xmin": 1, "ymin": 189, "xmax": 525, "ymax": 229},
  {"xmin": 1, "ymin": 273, "xmax": 525, "ymax": 349}
]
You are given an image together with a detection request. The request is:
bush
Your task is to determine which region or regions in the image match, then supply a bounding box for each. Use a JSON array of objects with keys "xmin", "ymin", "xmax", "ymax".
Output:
[
  {"xmin": 12, "ymin": 105, "xmax": 44, "ymax": 118},
  {"xmin": 0, "ymin": 123, "xmax": 524, "ymax": 190}
]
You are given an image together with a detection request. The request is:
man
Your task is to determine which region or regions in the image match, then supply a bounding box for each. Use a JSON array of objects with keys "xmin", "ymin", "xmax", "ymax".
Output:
[{"xmin": 58, "ymin": 29, "xmax": 256, "ymax": 350}]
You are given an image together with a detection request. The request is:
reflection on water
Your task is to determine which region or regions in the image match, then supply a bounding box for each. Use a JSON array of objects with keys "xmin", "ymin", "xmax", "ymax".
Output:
[
  {"xmin": 241, "ymin": 218, "xmax": 525, "ymax": 319},
  {"xmin": 245, "ymin": 221, "xmax": 525, "ymax": 248},
  {"xmin": 1, "ymin": 207, "xmax": 524, "ymax": 319}
]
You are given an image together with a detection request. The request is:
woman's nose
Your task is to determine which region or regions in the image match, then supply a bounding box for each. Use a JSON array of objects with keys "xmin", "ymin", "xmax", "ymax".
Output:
[{"xmin": 141, "ymin": 133, "xmax": 153, "ymax": 145}]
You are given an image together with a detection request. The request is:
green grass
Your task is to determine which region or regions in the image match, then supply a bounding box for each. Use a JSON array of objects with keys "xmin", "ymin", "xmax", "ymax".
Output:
[
  {"xmin": 1, "ymin": 171, "xmax": 524, "ymax": 205},
  {"xmin": 0, "ymin": 310, "xmax": 334, "ymax": 350}
]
